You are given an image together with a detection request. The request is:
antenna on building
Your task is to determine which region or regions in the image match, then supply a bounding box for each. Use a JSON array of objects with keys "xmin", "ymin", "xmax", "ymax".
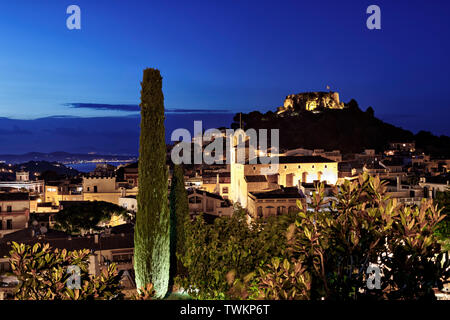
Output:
[{"xmin": 239, "ymin": 112, "xmax": 242, "ymax": 129}]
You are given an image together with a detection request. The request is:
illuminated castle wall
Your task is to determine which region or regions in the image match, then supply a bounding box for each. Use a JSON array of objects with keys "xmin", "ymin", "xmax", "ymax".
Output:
[{"xmin": 277, "ymin": 91, "xmax": 345, "ymax": 114}]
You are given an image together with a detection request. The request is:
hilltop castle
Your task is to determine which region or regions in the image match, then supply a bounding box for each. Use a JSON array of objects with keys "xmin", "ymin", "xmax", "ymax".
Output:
[{"xmin": 276, "ymin": 91, "xmax": 345, "ymax": 114}]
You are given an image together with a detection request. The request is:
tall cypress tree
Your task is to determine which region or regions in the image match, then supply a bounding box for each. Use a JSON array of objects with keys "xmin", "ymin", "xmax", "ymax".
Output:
[
  {"xmin": 134, "ymin": 68, "xmax": 170, "ymax": 298},
  {"xmin": 169, "ymin": 165, "xmax": 190, "ymax": 283}
]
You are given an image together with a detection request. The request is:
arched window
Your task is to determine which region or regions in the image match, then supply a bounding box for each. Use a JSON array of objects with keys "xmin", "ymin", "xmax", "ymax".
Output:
[
  {"xmin": 277, "ymin": 206, "xmax": 286, "ymax": 215},
  {"xmin": 257, "ymin": 206, "xmax": 263, "ymax": 218},
  {"xmin": 266, "ymin": 206, "xmax": 275, "ymax": 216},
  {"xmin": 288, "ymin": 206, "xmax": 297, "ymax": 213}
]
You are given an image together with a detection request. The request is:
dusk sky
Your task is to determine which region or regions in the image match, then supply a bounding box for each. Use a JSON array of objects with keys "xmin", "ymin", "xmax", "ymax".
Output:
[{"xmin": 0, "ymin": 0, "xmax": 449, "ymax": 154}]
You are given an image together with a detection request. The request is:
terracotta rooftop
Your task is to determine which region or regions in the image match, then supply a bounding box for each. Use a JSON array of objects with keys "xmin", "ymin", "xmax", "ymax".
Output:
[
  {"xmin": 250, "ymin": 187, "xmax": 305, "ymax": 199},
  {"xmin": 248, "ymin": 156, "xmax": 335, "ymax": 164},
  {"xmin": 245, "ymin": 175, "xmax": 267, "ymax": 183},
  {"xmin": 0, "ymin": 192, "xmax": 29, "ymax": 201}
]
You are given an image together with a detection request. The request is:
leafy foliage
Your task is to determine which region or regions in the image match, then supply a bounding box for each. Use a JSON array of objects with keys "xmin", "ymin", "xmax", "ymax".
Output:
[
  {"xmin": 132, "ymin": 283, "xmax": 156, "ymax": 300},
  {"xmin": 381, "ymin": 199, "xmax": 449, "ymax": 299},
  {"xmin": 8, "ymin": 242, "xmax": 123, "ymax": 300},
  {"xmin": 255, "ymin": 258, "xmax": 311, "ymax": 300},
  {"xmin": 227, "ymin": 258, "xmax": 311, "ymax": 300},
  {"xmin": 183, "ymin": 174, "xmax": 449, "ymax": 300},
  {"xmin": 286, "ymin": 174, "xmax": 449, "ymax": 300},
  {"xmin": 434, "ymin": 190, "xmax": 450, "ymax": 251},
  {"xmin": 177, "ymin": 208, "xmax": 296, "ymax": 299}
]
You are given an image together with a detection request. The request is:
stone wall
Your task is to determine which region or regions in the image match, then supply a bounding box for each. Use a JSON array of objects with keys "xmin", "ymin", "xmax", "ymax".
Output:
[{"xmin": 277, "ymin": 91, "xmax": 345, "ymax": 114}]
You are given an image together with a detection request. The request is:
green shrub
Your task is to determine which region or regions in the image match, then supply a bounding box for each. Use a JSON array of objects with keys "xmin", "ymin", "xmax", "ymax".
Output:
[
  {"xmin": 176, "ymin": 208, "xmax": 296, "ymax": 299},
  {"xmin": 185, "ymin": 174, "xmax": 450, "ymax": 300},
  {"xmin": 8, "ymin": 242, "xmax": 123, "ymax": 300},
  {"xmin": 287, "ymin": 174, "xmax": 449, "ymax": 300}
]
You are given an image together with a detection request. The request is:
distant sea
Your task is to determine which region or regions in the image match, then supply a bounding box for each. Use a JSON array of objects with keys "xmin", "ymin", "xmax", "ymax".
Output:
[{"xmin": 68, "ymin": 162, "xmax": 129, "ymax": 173}]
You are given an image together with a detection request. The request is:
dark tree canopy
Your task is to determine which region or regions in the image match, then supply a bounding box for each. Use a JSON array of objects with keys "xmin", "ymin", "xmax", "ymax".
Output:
[
  {"xmin": 40, "ymin": 170, "xmax": 61, "ymax": 182},
  {"xmin": 54, "ymin": 201, "xmax": 127, "ymax": 234},
  {"xmin": 366, "ymin": 106, "xmax": 374, "ymax": 117},
  {"xmin": 169, "ymin": 165, "xmax": 189, "ymax": 284},
  {"xmin": 134, "ymin": 68, "xmax": 170, "ymax": 298}
]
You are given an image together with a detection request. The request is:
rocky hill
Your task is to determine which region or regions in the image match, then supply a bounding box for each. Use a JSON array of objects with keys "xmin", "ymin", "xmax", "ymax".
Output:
[{"xmin": 231, "ymin": 98, "xmax": 450, "ymax": 157}]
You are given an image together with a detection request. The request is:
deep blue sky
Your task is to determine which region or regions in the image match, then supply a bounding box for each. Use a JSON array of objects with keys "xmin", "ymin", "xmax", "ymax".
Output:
[{"xmin": 0, "ymin": 0, "xmax": 449, "ymax": 154}]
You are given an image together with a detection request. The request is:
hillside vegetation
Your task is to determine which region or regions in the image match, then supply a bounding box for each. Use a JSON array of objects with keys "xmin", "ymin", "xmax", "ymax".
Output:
[{"xmin": 231, "ymin": 100, "xmax": 450, "ymax": 157}]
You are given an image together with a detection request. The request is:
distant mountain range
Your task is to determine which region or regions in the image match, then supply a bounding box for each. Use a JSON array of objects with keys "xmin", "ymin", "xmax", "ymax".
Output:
[
  {"xmin": 0, "ymin": 113, "xmax": 234, "ymax": 155},
  {"xmin": 0, "ymin": 160, "xmax": 80, "ymax": 181},
  {"xmin": 0, "ymin": 152, "xmax": 137, "ymax": 164}
]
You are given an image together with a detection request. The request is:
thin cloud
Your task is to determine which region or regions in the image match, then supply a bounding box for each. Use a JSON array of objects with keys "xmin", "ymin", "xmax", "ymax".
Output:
[
  {"xmin": 64, "ymin": 103, "xmax": 232, "ymax": 113},
  {"xmin": 165, "ymin": 108, "xmax": 232, "ymax": 113},
  {"xmin": 64, "ymin": 103, "xmax": 140, "ymax": 112}
]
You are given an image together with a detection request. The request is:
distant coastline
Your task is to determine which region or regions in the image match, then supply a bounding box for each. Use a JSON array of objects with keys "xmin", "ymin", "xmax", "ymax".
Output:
[{"xmin": 68, "ymin": 162, "xmax": 130, "ymax": 173}]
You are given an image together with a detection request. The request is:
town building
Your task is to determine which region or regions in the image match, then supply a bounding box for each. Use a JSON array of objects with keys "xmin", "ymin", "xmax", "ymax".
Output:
[
  {"xmin": 419, "ymin": 174, "xmax": 450, "ymax": 199},
  {"xmin": 200, "ymin": 172, "xmax": 231, "ymax": 199},
  {"xmin": 121, "ymin": 162, "xmax": 139, "ymax": 188},
  {"xmin": 82, "ymin": 176, "xmax": 137, "ymax": 205},
  {"xmin": 184, "ymin": 174, "xmax": 203, "ymax": 189},
  {"xmin": 44, "ymin": 179, "xmax": 83, "ymax": 206},
  {"xmin": 231, "ymin": 151, "xmax": 338, "ymax": 208},
  {"xmin": 412, "ymin": 157, "xmax": 450, "ymax": 176},
  {"xmin": 247, "ymin": 187, "xmax": 306, "ymax": 219},
  {"xmin": 188, "ymin": 189, "xmax": 233, "ymax": 217},
  {"xmin": 0, "ymin": 193, "xmax": 30, "ymax": 236},
  {"xmin": 312, "ymin": 149, "xmax": 342, "ymax": 162},
  {"xmin": 388, "ymin": 142, "xmax": 416, "ymax": 153},
  {"xmin": 0, "ymin": 171, "xmax": 44, "ymax": 195},
  {"xmin": 90, "ymin": 163, "xmax": 116, "ymax": 177},
  {"xmin": 119, "ymin": 195, "xmax": 137, "ymax": 213},
  {"xmin": 385, "ymin": 177, "xmax": 425, "ymax": 206}
]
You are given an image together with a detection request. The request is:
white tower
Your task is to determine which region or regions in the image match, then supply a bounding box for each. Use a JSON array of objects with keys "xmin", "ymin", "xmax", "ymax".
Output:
[{"xmin": 16, "ymin": 171, "xmax": 29, "ymax": 182}]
